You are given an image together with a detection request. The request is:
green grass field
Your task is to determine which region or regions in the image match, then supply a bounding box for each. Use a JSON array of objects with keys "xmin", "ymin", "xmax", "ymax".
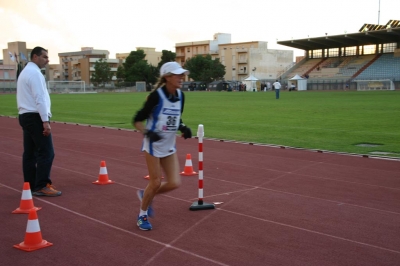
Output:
[{"xmin": 1, "ymin": 90, "xmax": 400, "ymax": 158}]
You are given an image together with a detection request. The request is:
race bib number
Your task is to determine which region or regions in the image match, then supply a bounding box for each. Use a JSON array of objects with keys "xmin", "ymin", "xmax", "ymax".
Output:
[{"xmin": 161, "ymin": 108, "xmax": 180, "ymax": 131}]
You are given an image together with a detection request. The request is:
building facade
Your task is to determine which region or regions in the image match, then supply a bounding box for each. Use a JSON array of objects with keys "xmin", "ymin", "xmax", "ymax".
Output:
[
  {"xmin": 58, "ymin": 47, "xmax": 118, "ymax": 85},
  {"xmin": 2, "ymin": 41, "xmax": 31, "ymax": 66},
  {"xmin": 1, "ymin": 41, "xmax": 49, "ymax": 89},
  {"xmin": 175, "ymin": 33, "xmax": 293, "ymax": 82},
  {"xmin": 48, "ymin": 64, "xmax": 62, "ymax": 81},
  {"xmin": 116, "ymin": 47, "xmax": 162, "ymax": 67}
]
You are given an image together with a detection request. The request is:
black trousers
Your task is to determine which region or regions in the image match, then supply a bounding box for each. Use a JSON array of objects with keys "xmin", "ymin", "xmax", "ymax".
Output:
[{"xmin": 18, "ymin": 113, "xmax": 55, "ymax": 191}]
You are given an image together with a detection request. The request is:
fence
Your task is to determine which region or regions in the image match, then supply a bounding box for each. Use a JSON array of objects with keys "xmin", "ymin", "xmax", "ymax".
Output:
[
  {"xmin": 304, "ymin": 79, "xmax": 400, "ymax": 90},
  {"xmin": 0, "ymin": 82, "xmax": 17, "ymax": 93},
  {"xmin": 2, "ymin": 80, "xmax": 399, "ymax": 93}
]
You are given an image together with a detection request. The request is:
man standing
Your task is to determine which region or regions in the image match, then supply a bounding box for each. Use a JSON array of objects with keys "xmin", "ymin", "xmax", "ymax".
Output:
[
  {"xmin": 272, "ymin": 80, "xmax": 282, "ymax": 99},
  {"xmin": 17, "ymin": 46, "xmax": 61, "ymax": 196}
]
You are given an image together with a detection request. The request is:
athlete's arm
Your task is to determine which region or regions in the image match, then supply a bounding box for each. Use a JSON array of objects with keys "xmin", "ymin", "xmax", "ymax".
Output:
[{"xmin": 133, "ymin": 90, "xmax": 159, "ymax": 134}]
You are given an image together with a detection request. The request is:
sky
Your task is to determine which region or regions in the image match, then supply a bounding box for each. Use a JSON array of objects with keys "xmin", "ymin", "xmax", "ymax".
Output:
[{"xmin": 1, "ymin": 0, "xmax": 399, "ymax": 63}]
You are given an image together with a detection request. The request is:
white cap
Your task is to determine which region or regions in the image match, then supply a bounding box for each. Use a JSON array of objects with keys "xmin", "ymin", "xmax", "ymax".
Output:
[{"xmin": 160, "ymin": 62, "xmax": 189, "ymax": 77}]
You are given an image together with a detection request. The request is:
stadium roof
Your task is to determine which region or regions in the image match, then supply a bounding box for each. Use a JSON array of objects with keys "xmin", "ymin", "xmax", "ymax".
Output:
[{"xmin": 278, "ymin": 20, "xmax": 400, "ymax": 50}]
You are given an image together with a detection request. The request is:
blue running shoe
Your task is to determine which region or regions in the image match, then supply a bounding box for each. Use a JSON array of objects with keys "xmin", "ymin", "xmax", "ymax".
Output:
[
  {"xmin": 137, "ymin": 215, "xmax": 152, "ymax": 230},
  {"xmin": 137, "ymin": 190, "xmax": 154, "ymax": 218}
]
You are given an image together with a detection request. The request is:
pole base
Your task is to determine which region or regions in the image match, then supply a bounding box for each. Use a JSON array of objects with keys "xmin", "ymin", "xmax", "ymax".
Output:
[{"xmin": 190, "ymin": 201, "xmax": 215, "ymax": 211}]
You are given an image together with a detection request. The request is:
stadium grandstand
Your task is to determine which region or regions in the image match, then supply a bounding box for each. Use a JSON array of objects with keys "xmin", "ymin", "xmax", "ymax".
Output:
[{"xmin": 278, "ymin": 19, "xmax": 400, "ymax": 90}]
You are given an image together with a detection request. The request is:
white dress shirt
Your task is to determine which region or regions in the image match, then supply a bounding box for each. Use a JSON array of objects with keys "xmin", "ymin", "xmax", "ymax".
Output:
[{"xmin": 17, "ymin": 62, "xmax": 52, "ymax": 122}]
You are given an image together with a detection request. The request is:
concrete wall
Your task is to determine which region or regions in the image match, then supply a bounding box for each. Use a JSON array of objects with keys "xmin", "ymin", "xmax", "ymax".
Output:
[{"xmin": 249, "ymin": 48, "xmax": 293, "ymax": 80}]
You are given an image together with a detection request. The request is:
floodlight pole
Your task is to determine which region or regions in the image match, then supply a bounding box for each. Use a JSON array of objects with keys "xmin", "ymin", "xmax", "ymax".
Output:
[{"xmin": 378, "ymin": 0, "xmax": 380, "ymax": 25}]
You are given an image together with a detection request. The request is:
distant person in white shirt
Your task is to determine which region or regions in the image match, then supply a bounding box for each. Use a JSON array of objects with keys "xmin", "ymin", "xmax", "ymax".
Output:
[
  {"xmin": 17, "ymin": 46, "xmax": 61, "ymax": 197},
  {"xmin": 272, "ymin": 80, "xmax": 282, "ymax": 99}
]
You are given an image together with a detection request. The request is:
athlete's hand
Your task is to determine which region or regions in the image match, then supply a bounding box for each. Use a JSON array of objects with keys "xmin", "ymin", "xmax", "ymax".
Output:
[
  {"xmin": 181, "ymin": 127, "xmax": 192, "ymax": 139},
  {"xmin": 144, "ymin": 130, "xmax": 162, "ymax": 142}
]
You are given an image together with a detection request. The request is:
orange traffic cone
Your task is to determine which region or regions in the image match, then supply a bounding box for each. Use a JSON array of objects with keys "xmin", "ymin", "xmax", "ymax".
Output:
[
  {"xmin": 180, "ymin": 154, "xmax": 197, "ymax": 176},
  {"xmin": 93, "ymin": 161, "xmax": 115, "ymax": 185},
  {"xmin": 12, "ymin": 182, "xmax": 41, "ymax": 214},
  {"xmin": 14, "ymin": 208, "xmax": 53, "ymax": 251}
]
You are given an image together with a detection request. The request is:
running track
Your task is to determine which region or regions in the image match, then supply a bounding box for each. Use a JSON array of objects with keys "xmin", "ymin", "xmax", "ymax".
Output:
[{"xmin": 1, "ymin": 116, "xmax": 400, "ymax": 266}]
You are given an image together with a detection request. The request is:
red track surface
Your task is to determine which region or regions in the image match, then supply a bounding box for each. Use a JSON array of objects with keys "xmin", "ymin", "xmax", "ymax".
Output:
[{"xmin": 1, "ymin": 116, "xmax": 399, "ymax": 266}]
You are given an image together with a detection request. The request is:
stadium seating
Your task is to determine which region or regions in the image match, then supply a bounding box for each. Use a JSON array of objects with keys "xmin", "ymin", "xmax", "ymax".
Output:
[
  {"xmin": 285, "ymin": 58, "xmax": 323, "ymax": 78},
  {"xmin": 355, "ymin": 54, "xmax": 400, "ymax": 80},
  {"xmin": 283, "ymin": 53, "xmax": 399, "ymax": 82}
]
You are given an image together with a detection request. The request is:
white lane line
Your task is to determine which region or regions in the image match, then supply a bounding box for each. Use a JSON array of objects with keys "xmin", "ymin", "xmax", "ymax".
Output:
[
  {"xmin": 1, "ymin": 151, "xmax": 399, "ymax": 216},
  {"xmin": 220, "ymin": 208, "xmax": 400, "ymax": 255},
  {"xmin": 1, "ymin": 183, "xmax": 227, "ymax": 266}
]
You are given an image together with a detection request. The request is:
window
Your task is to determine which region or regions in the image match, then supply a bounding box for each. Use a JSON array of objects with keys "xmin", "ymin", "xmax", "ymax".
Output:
[
  {"xmin": 328, "ymin": 48, "xmax": 339, "ymax": 57},
  {"xmin": 383, "ymin": 43, "xmax": 396, "ymax": 53},
  {"xmin": 345, "ymin": 46, "xmax": 357, "ymax": 56},
  {"xmin": 363, "ymin": 45, "xmax": 376, "ymax": 55},
  {"xmin": 312, "ymin": 49, "xmax": 322, "ymax": 58}
]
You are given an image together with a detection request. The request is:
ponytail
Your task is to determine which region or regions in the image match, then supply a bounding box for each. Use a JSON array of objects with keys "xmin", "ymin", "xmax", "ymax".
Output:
[{"xmin": 153, "ymin": 76, "xmax": 167, "ymax": 91}]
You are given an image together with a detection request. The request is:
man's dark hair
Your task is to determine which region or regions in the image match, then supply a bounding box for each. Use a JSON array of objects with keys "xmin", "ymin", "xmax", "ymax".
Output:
[{"xmin": 30, "ymin": 47, "xmax": 48, "ymax": 60}]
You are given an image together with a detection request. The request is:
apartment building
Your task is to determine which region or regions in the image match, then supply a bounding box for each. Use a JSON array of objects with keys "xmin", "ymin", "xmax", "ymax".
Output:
[
  {"xmin": 0, "ymin": 60, "xmax": 17, "ymax": 87},
  {"xmin": 116, "ymin": 47, "xmax": 162, "ymax": 66},
  {"xmin": 58, "ymin": 47, "xmax": 119, "ymax": 85},
  {"xmin": 175, "ymin": 33, "xmax": 230, "ymax": 66},
  {"xmin": 175, "ymin": 33, "xmax": 293, "ymax": 81},
  {"xmin": 48, "ymin": 64, "xmax": 62, "ymax": 81}
]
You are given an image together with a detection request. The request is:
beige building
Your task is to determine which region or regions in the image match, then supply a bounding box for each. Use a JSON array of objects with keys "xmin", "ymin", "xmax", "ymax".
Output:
[
  {"xmin": 48, "ymin": 64, "xmax": 62, "ymax": 81},
  {"xmin": 176, "ymin": 33, "xmax": 230, "ymax": 63},
  {"xmin": 58, "ymin": 47, "xmax": 119, "ymax": 85},
  {"xmin": 0, "ymin": 60, "xmax": 17, "ymax": 88},
  {"xmin": 175, "ymin": 33, "xmax": 293, "ymax": 81},
  {"xmin": 2, "ymin": 41, "xmax": 31, "ymax": 66},
  {"xmin": 116, "ymin": 47, "xmax": 162, "ymax": 66},
  {"xmin": 1, "ymin": 41, "xmax": 50, "ymax": 85}
]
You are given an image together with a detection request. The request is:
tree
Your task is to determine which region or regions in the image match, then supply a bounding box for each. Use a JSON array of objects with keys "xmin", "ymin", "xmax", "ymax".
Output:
[
  {"xmin": 157, "ymin": 50, "xmax": 176, "ymax": 70},
  {"xmin": 184, "ymin": 55, "xmax": 225, "ymax": 83},
  {"xmin": 123, "ymin": 50, "xmax": 158, "ymax": 87},
  {"xmin": 91, "ymin": 58, "xmax": 113, "ymax": 87},
  {"xmin": 116, "ymin": 65, "xmax": 125, "ymax": 83}
]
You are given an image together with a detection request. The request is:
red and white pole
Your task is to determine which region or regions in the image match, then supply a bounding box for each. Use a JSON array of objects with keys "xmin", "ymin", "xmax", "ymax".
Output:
[
  {"xmin": 190, "ymin": 124, "xmax": 215, "ymax": 211},
  {"xmin": 198, "ymin": 124, "xmax": 204, "ymax": 205}
]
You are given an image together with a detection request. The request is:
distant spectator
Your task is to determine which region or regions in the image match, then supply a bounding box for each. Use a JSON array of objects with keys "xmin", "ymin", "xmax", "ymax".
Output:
[{"xmin": 272, "ymin": 80, "xmax": 282, "ymax": 99}]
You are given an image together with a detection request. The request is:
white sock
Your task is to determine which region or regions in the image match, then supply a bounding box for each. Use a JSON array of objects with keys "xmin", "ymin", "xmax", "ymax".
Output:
[{"xmin": 139, "ymin": 209, "xmax": 148, "ymax": 217}]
